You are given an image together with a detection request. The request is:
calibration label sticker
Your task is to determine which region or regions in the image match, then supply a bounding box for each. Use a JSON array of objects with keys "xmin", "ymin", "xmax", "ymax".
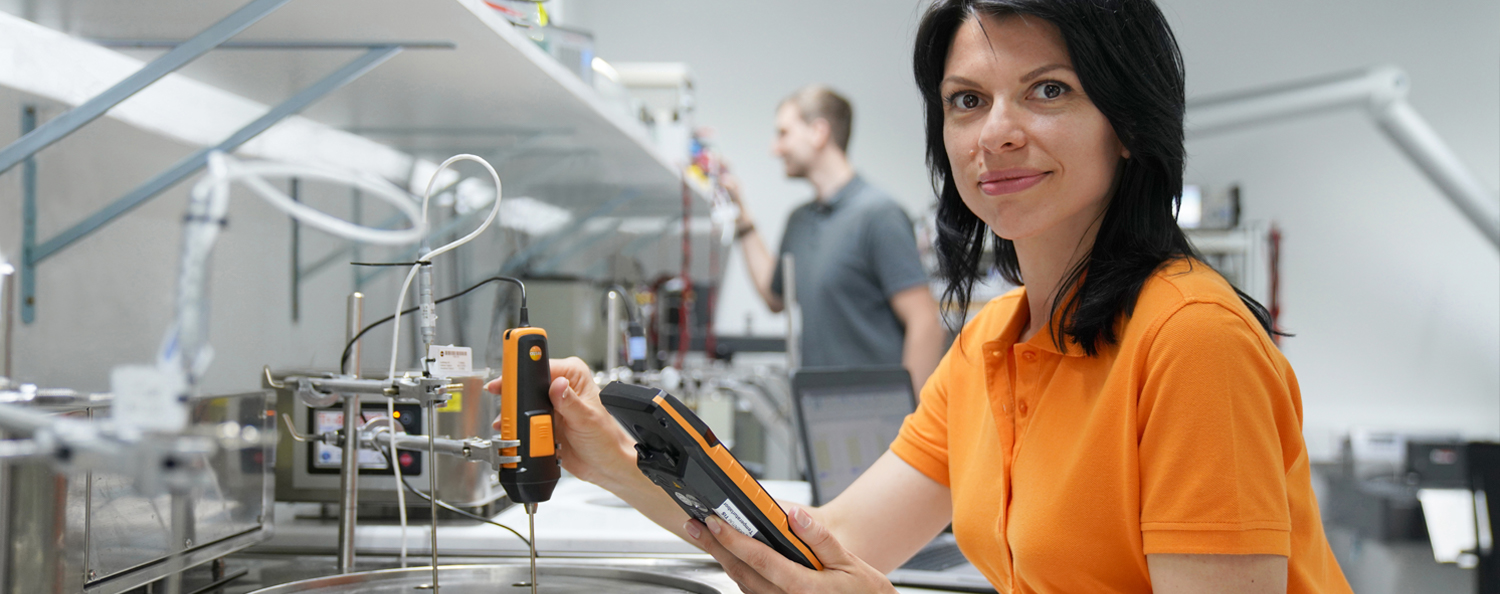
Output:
[
  {"xmin": 715, "ymin": 500, "xmax": 758, "ymax": 538},
  {"xmin": 427, "ymin": 345, "xmax": 473, "ymax": 379}
]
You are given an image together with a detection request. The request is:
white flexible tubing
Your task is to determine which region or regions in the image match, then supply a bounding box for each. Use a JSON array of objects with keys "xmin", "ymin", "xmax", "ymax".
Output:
[
  {"xmin": 389, "ymin": 396, "xmax": 409, "ymax": 568},
  {"xmin": 379, "ymin": 154, "xmax": 503, "ymax": 569},
  {"xmin": 214, "ymin": 158, "xmax": 425, "ymax": 245},
  {"xmin": 383, "ymin": 154, "xmax": 504, "ymax": 382}
]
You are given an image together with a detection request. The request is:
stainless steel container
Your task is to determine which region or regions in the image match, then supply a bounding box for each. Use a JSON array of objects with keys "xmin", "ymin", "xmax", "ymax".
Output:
[
  {"xmin": 247, "ymin": 562, "xmax": 735, "ymax": 594},
  {"xmin": 0, "ymin": 390, "xmax": 275, "ymax": 594},
  {"xmin": 270, "ymin": 371, "xmax": 503, "ymax": 507}
]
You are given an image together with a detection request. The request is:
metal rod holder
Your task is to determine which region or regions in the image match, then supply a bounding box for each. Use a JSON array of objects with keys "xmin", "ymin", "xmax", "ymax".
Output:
[
  {"xmin": 782, "ymin": 254, "xmax": 799, "ymax": 370},
  {"xmin": 337, "ymin": 293, "xmax": 363, "ymax": 574}
]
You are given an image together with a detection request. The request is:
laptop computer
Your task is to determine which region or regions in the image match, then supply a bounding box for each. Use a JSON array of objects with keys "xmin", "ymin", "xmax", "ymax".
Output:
[{"xmin": 791, "ymin": 367, "xmax": 997, "ymax": 593}]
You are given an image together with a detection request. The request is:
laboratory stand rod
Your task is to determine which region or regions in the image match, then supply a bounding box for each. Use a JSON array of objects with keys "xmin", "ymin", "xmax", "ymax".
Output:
[
  {"xmin": 606, "ymin": 291, "xmax": 620, "ymax": 371},
  {"xmin": 337, "ymin": 292, "xmax": 364, "ymax": 574},
  {"xmin": 783, "ymin": 254, "xmax": 799, "ymax": 370}
]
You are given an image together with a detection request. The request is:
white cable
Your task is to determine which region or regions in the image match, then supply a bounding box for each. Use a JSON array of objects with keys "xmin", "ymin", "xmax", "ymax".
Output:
[
  {"xmin": 384, "ymin": 154, "xmax": 504, "ymax": 382},
  {"xmin": 389, "ymin": 396, "xmax": 408, "ymax": 568},
  {"xmin": 378, "ymin": 154, "xmax": 503, "ymax": 571}
]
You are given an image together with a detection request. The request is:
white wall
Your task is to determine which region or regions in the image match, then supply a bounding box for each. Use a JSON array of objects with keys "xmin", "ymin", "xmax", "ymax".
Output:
[{"xmin": 568, "ymin": 0, "xmax": 1500, "ymax": 453}]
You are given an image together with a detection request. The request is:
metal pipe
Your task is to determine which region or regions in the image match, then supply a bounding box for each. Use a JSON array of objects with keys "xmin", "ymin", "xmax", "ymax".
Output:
[
  {"xmin": 782, "ymin": 254, "xmax": 799, "ymax": 370},
  {"xmin": 1373, "ymin": 99, "xmax": 1500, "ymax": 248},
  {"xmin": 0, "ymin": 249, "xmax": 12, "ymax": 380},
  {"xmin": 337, "ymin": 292, "xmax": 363, "ymax": 574},
  {"xmin": 1186, "ymin": 66, "xmax": 1499, "ymax": 251},
  {"xmin": 606, "ymin": 291, "xmax": 621, "ymax": 371}
]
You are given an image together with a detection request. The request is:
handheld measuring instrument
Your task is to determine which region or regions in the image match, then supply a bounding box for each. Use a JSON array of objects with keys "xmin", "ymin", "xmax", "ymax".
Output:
[
  {"xmin": 498, "ymin": 324, "xmax": 560, "ymax": 593},
  {"xmin": 599, "ymin": 381, "xmax": 824, "ymax": 570}
]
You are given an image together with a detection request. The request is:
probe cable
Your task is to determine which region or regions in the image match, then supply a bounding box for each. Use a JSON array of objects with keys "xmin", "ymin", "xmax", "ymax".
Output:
[
  {"xmin": 339, "ymin": 276, "xmax": 527, "ymax": 375},
  {"xmin": 374, "ymin": 443, "xmax": 532, "ymax": 548}
]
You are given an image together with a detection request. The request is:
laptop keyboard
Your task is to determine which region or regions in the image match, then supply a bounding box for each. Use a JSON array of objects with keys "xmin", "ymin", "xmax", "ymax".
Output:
[{"xmin": 900, "ymin": 541, "xmax": 969, "ymax": 571}]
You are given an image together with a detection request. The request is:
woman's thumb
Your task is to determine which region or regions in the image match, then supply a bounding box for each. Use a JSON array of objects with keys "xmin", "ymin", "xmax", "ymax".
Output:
[{"xmin": 787, "ymin": 507, "xmax": 851, "ymax": 567}]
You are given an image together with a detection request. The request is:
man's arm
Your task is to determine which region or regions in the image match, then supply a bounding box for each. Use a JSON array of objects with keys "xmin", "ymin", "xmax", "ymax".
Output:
[
  {"xmin": 724, "ymin": 173, "xmax": 784, "ymax": 313},
  {"xmin": 890, "ymin": 285, "xmax": 945, "ymax": 393}
]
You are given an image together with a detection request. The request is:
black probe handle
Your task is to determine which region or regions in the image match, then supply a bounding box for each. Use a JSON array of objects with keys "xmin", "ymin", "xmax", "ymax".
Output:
[{"xmin": 499, "ymin": 327, "xmax": 561, "ymax": 504}]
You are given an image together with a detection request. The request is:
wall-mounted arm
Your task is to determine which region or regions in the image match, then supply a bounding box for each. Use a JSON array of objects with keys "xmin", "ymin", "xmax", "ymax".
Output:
[{"xmin": 1186, "ymin": 66, "xmax": 1500, "ymax": 250}]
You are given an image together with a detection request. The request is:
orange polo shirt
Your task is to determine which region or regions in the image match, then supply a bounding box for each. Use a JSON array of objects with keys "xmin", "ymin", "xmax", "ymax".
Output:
[{"xmin": 891, "ymin": 259, "xmax": 1350, "ymax": 593}]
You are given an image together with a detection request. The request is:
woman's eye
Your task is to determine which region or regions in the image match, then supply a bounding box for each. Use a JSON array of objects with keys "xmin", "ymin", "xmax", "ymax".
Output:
[
  {"xmin": 1032, "ymin": 82, "xmax": 1070, "ymax": 100},
  {"xmin": 946, "ymin": 92, "xmax": 982, "ymax": 110}
]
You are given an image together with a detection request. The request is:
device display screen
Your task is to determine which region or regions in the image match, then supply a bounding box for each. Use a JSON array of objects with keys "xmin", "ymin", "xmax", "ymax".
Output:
[
  {"xmin": 800, "ymin": 386, "xmax": 912, "ymax": 504},
  {"xmin": 307, "ymin": 403, "xmax": 422, "ymax": 474}
]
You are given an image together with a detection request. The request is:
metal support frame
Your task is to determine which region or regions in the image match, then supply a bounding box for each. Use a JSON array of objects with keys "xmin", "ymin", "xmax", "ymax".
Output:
[
  {"xmin": 0, "ymin": 0, "xmax": 293, "ymax": 176},
  {"xmin": 18, "ymin": 107, "xmax": 35, "ymax": 324},
  {"xmin": 19, "ymin": 44, "xmax": 409, "ymax": 322},
  {"xmin": 1187, "ymin": 65, "xmax": 1500, "ymax": 250}
]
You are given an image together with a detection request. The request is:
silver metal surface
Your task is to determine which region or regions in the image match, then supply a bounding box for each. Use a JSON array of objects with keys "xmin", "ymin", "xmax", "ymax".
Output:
[
  {"xmin": 337, "ymin": 293, "xmax": 363, "ymax": 574},
  {"xmin": 426, "ymin": 404, "xmax": 441, "ymax": 590},
  {"xmin": 245, "ymin": 563, "xmax": 731, "ymax": 594},
  {"xmin": 782, "ymin": 254, "xmax": 799, "ymax": 370},
  {"xmin": 606, "ymin": 291, "xmax": 621, "ymax": 371},
  {"xmin": 0, "ymin": 247, "xmax": 12, "ymax": 379},
  {"xmin": 0, "ymin": 0, "xmax": 292, "ymax": 176},
  {"xmin": 0, "ymin": 391, "xmax": 274, "ymax": 594}
]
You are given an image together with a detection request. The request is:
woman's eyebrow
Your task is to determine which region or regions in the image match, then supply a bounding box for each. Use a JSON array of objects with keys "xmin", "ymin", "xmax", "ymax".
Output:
[
  {"xmin": 940, "ymin": 75, "xmax": 985, "ymax": 89},
  {"xmin": 1021, "ymin": 63, "xmax": 1072, "ymax": 82}
]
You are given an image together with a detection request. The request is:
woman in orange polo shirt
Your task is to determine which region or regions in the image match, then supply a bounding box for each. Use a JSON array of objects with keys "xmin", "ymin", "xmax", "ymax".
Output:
[{"xmin": 508, "ymin": 0, "xmax": 1354, "ymax": 592}]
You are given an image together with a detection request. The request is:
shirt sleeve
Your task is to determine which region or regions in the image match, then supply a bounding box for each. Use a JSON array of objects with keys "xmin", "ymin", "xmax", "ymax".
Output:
[
  {"xmin": 1137, "ymin": 301, "xmax": 1298, "ymax": 556},
  {"xmin": 861, "ymin": 204, "xmax": 929, "ymax": 299},
  {"xmin": 890, "ymin": 337, "xmax": 957, "ymax": 487}
]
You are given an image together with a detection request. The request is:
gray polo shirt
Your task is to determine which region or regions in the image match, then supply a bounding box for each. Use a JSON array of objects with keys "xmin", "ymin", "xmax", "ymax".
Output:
[{"xmin": 770, "ymin": 175, "xmax": 928, "ymax": 368}]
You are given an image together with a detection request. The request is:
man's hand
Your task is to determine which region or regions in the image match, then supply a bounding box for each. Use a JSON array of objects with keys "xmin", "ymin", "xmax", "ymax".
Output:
[{"xmin": 685, "ymin": 507, "xmax": 897, "ymax": 594}]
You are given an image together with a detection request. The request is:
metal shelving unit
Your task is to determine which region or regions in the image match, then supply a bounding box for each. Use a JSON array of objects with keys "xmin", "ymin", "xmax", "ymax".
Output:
[{"xmin": 2, "ymin": 0, "xmax": 713, "ymax": 320}]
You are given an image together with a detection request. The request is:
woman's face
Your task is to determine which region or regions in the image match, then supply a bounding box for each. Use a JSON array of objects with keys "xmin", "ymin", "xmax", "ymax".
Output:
[{"xmin": 941, "ymin": 14, "xmax": 1127, "ymax": 244}]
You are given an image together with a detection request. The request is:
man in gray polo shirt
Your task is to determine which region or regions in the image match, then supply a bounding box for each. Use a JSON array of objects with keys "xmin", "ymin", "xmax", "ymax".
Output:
[{"xmin": 727, "ymin": 85, "xmax": 944, "ymax": 392}]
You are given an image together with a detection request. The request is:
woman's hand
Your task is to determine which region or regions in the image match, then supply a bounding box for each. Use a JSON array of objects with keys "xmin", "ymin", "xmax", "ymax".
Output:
[
  {"xmin": 685, "ymin": 506, "xmax": 897, "ymax": 594},
  {"xmin": 486, "ymin": 357, "xmax": 637, "ymax": 488}
]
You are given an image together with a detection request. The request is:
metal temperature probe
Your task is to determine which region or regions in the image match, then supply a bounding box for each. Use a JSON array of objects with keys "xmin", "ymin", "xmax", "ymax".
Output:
[{"xmin": 498, "ymin": 325, "xmax": 560, "ymax": 593}]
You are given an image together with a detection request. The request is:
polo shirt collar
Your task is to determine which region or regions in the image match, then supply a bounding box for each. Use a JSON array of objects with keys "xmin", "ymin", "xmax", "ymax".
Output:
[
  {"xmin": 812, "ymin": 174, "xmax": 864, "ymax": 214},
  {"xmin": 996, "ymin": 287, "xmax": 1087, "ymax": 358}
]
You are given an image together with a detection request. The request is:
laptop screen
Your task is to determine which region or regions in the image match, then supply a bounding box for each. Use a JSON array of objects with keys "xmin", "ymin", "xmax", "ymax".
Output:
[{"xmin": 793, "ymin": 367, "xmax": 916, "ymax": 505}]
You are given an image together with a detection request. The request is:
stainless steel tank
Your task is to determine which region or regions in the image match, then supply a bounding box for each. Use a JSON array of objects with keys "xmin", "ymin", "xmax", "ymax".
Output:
[{"xmin": 247, "ymin": 562, "xmax": 735, "ymax": 594}]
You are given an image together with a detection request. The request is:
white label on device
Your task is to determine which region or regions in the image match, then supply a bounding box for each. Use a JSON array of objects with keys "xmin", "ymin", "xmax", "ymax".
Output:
[
  {"xmin": 715, "ymin": 500, "xmax": 758, "ymax": 538},
  {"xmin": 427, "ymin": 345, "xmax": 473, "ymax": 378}
]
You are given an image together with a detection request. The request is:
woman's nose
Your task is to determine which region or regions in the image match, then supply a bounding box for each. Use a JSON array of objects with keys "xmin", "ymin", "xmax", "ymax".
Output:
[{"xmin": 978, "ymin": 103, "xmax": 1026, "ymax": 153}]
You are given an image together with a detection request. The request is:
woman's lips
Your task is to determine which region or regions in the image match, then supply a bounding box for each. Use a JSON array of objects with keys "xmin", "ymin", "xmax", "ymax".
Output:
[{"xmin": 978, "ymin": 170, "xmax": 1049, "ymax": 195}]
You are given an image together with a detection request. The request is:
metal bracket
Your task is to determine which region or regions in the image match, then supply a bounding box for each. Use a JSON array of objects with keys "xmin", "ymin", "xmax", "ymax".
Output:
[{"xmin": 18, "ymin": 41, "xmax": 441, "ymax": 321}]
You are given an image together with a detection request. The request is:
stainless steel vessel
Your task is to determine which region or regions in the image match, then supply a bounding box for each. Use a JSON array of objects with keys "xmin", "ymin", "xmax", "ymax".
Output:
[{"xmin": 247, "ymin": 562, "xmax": 735, "ymax": 594}]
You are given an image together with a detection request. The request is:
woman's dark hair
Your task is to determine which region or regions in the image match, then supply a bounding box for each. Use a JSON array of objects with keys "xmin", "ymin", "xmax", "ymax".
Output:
[{"xmin": 914, "ymin": 0, "xmax": 1278, "ymax": 354}]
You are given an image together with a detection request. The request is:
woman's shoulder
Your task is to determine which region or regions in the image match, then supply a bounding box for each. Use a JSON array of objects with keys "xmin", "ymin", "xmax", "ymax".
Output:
[{"xmin": 1126, "ymin": 258, "xmax": 1272, "ymax": 346}]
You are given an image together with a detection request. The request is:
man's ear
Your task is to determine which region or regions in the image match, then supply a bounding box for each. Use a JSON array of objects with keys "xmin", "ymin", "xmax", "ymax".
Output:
[{"xmin": 810, "ymin": 118, "xmax": 833, "ymax": 151}]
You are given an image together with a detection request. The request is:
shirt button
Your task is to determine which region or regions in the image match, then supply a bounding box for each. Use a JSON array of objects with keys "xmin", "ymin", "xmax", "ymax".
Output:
[
  {"xmin": 1022, "ymin": 351, "xmax": 1037, "ymax": 362},
  {"xmin": 1019, "ymin": 401, "xmax": 1028, "ymax": 415}
]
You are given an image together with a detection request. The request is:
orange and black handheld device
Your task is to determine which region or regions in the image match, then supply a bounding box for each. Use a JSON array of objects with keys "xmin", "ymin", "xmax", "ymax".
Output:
[
  {"xmin": 498, "ymin": 326, "xmax": 560, "ymax": 504},
  {"xmin": 599, "ymin": 381, "xmax": 823, "ymax": 570}
]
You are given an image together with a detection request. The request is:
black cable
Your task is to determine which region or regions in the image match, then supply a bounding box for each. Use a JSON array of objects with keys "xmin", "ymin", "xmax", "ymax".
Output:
[
  {"xmin": 340, "ymin": 276, "xmax": 527, "ymax": 374},
  {"xmin": 374, "ymin": 443, "xmax": 532, "ymax": 548}
]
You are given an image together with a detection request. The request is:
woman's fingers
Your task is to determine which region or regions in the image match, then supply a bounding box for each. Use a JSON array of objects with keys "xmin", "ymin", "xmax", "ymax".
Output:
[
  {"xmin": 785, "ymin": 507, "xmax": 850, "ymax": 567},
  {"xmin": 686, "ymin": 518, "xmax": 785, "ymax": 594}
]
